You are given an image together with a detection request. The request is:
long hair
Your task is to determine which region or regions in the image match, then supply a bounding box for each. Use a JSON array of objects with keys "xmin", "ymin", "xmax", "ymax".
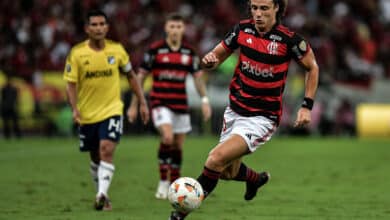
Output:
[
  {"xmin": 247, "ymin": 0, "xmax": 288, "ymax": 23},
  {"xmin": 275, "ymin": 0, "xmax": 288, "ymax": 23}
]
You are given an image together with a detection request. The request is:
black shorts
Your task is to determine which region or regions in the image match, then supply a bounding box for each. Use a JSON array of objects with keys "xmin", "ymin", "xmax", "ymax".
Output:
[{"xmin": 79, "ymin": 115, "xmax": 123, "ymax": 152}]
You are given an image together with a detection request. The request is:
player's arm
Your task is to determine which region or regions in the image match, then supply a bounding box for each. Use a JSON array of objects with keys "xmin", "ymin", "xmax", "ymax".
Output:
[
  {"xmin": 128, "ymin": 68, "xmax": 149, "ymax": 123},
  {"xmin": 66, "ymin": 82, "xmax": 81, "ymax": 124},
  {"xmin": 193, "ymin": 71, "xmax": 212, "ymax": 121},
  {"xmin": 126, "ymin": 69, "xmax": 149, "ymax": 124},
  {"xmin": 294, "ymin": 48, "xmax": 319, "ymax": 128},
  {"xmin": 201, "ymin": 43, "xmax": 232, "ymax": 70},
  {"xmin": 64, "ymin": 51, "xmax": 81, "ymax": 124}
]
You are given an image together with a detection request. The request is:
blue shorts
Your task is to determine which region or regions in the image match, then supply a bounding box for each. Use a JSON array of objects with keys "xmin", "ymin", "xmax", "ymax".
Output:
[{"xmin": 78, "ymin": 115, "xmax": 123, "ymax": 152}]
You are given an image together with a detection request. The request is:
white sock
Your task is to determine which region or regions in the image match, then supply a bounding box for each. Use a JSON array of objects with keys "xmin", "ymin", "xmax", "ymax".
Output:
[
  {"xmin": 90, "ymin": 161, "xmax": 99, "ymax": 192},
  {"xmin": 97, "ymin": 161, "xmax": 115, "ymax": 197}
]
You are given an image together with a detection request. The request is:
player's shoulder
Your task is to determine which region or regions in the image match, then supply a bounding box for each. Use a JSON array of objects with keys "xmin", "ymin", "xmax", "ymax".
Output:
[
  {"xmin": 181, "ymin": 42, "xmax": 197, "ymax": 54},
  {"xmin": 69, "ymin": 40, "xmax": 88, "ymax": 55},
  {"xmin": 149, "ymin": 40, "xmax": 166, "ymax": 49},
  {"xmin": 105, "ymin": 39, "xmax": 125, "ymax": 50},
  {"xmin": 239, "ymin": 19, "xmax": 254, "ymax": 25},
  {"xmin": 238, "ymin": 19, "xmax": 255, "ymax": 28},
  {"xmin": 274, "ymin": 24, "xmax": 296, "ymax": 38}
]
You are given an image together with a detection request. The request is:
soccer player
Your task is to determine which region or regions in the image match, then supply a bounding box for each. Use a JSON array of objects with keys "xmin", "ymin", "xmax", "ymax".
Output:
[
  {"xmin": 128, "ymin": 14, "xmax": 211, "ymax": 199},
  {"xmin": 169, "ymin": 0, "xmax": 319, "ymax": 219},
  {"xmin": 63, "ymin": 10, "xmax": 149, "ymax": 211}
]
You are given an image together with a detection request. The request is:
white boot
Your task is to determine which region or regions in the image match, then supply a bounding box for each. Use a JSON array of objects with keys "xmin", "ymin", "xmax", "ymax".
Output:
[{"xmin": 155, "ymin": 180, "xmax": 170, "ymax": 199}]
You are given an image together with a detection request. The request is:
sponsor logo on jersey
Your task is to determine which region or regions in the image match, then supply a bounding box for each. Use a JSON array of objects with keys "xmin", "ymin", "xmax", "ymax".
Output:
[
  {"xmin": 246, "ymin": 38, "xmax": 253, "ymax": 44},
  {"xmin": 244, "ymin": 28, "xmax": 256, "ymax": 35},
  {"xmin": 158, "ymin": 48, "xmax": 169, "ymax": 54},
  {"xmin": 158, "ymin": 71, "xmax": 186, "ymax": 81},
  {"xmin": 241, "ymin": 61, "xmax": 274, "ymax": 78},
  {"xmin": 107, "ymin": 56, "xmax": 115, "ymax": 64},
  {"xmin": 225, "ymin": 32, "xmax": 236, "ymax": 46},
  {"xmin": 180, "ymin": 48, "xmax": 191, "ymax": 54},
  {"xmin": 267, "ymin": 41, "xmax": 279, "ymax": 55},
  {"xmin": 85, "ymin": 69, "xmax": 113, "ymax": 78},
  {"xmin": 292, "ymin": 45, "xmax": 303, "ymax": 59},
  {"xmin": 299, "ymin": 40, "xmax": 307, "ymax": 52},
  {"xmin": 269, "ymin": 34, "xmax": 282, "ymax": 41}
]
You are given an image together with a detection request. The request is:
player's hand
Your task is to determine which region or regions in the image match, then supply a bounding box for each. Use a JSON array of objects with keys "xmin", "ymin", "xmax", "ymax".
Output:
[
  {"xmin": 202, "ymin": 52, "xmax": 219, "ymax": 69},
  {"xmin": 139, "ymin": 102, "xmax": 150, "ymax": 125},
  {"xmin": 202, "ymin": 102, "xmax": 212, "ymax": 122},
  {"xmin": 72, "ymin": 109, "xmax": 81, "ymax": 124},
  {"xmin": 294, "ymin": 107, "xmax": 311, "ymax": 128},
  {"xmin": 127, "ymin": 105, "xmax": 138, "ymax": 123}
]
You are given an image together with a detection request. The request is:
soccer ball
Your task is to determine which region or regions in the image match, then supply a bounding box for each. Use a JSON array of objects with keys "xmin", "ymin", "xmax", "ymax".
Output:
[{"xmin": 167, "ymin": 177, "xmax": 204, "ymax": 213}]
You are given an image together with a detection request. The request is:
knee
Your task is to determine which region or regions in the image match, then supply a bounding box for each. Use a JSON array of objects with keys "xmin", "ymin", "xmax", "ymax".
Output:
[
  {"xmin": 205, "ymin": 151, "xmax": 226, "ymax": 172},
  {"xmin": 100, "ymin": 142, "xmax": 115, "ymax": 159},
  {"xmin": 161, "ymin": 135, "xmax": 174, "ymax": 146}
]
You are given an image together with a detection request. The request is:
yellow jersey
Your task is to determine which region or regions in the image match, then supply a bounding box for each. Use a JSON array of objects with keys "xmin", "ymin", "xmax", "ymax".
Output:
[{"xmin": 63, "ymin": 39, "xmax": 132, "ymax": 124}]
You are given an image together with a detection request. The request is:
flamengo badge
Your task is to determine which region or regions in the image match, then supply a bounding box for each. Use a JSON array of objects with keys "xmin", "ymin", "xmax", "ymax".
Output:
[{"xmin": 267, "ymin": 41, "xmax": 279, "ymax": 55}]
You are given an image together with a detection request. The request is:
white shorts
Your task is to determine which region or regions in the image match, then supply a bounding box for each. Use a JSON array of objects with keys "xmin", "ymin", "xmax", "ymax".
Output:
[
  {"xmin": 219, "ymin": 107, "xmax": 277, "ymax": 152},
  {"xmin": 152, "ymin": 106, "xmax": 192, "ymax": 134}
]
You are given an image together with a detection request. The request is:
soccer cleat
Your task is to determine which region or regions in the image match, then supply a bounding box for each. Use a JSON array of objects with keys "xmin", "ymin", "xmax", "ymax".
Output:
[
  {"xmin": 103, "ymin": 198, "xmax": 112, "ymax": 211},
  {"xmin": 244, "ymin": 171, "xmax": 270, "ymax": 201},
  {"xmin": 94, "ymin": 194, "xmax": 111, "ymax": 211},
  {"xmin": 169, "ymin": 211, "xmax": 186, "ymax": 220},
  {"xmin": 155, "ymin": 180, "xmax": 170, "ymax": 199}
]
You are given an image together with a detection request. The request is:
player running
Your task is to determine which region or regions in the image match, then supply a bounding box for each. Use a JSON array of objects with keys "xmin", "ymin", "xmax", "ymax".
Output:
[
  {"xmin": 128, "ymin": 13, "xmax": 211, "ymax": 200},
  {"xmin": 63, "ymin": 10, "xmax": 149, "ymax": 211},
  {"xmin": 169, "ymin": 0, "xmax": 319, "ymax": 219}
]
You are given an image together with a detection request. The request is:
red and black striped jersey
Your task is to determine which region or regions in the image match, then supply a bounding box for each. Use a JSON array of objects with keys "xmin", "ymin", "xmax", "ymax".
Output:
[
  {"xmin": 222, "ymin": 19, "xmax": 311, "ymax": 124},
  {"xmin": 140, "ymin": 40, "xmax": 201, "ymax": 113}
]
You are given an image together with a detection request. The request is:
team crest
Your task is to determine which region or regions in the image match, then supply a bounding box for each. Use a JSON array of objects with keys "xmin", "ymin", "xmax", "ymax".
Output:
[
  {"xmin": 107, "ymin": 56, "xmax": 116, "ymax": 64},
  {"xmin": 66, "ymin": 64, "xmax": 71, "ymax": 73},
  {"xmin": 267, "ymin": 41, "xmax": 279, "ymax": 55},
  {"xmin": 181, "ymin": 54, "xmax": 190, "ymax": 65}
]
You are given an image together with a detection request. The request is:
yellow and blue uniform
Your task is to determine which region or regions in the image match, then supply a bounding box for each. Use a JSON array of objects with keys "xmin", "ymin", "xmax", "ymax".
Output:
[
  {"xmin": 63, "ymin": 39, "xmax": 132, "ymax": 124},
  {"xmin": 64, "ymin": 39, "xmax": 132, "ymax": 150}
]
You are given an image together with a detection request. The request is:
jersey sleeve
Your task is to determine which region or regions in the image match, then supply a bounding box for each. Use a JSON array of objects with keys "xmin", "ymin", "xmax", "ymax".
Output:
[
  {"xmin": 288, "ymin": 33, "xmax": 311, "ymax": 61},
  {"xmin": 140, "ymin": 47, "xmax": 154, "ymax": 72},
  {"xmin": 190, "ymin": 53, "xmax": 201, "ymax": 75},
  {"xmin": 118, "ymin": 44, "xmax": 132, "ymax": 73},
  {"xmin": 221, "ymin": 24, "xmax": 240, "ymax": 52},
  {"xmin": 63, "ymin": 50, "xmax": 78, "ymax": 83}
]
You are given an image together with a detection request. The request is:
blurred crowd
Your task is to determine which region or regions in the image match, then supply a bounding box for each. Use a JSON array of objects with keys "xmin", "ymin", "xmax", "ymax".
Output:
[
  {"xmin": 1, "ymin": 0, "xmax": 388, "ymax": 80},
  {"xmin": 0, "ymin": 0, "xmax": 389, "ymax": 136}
]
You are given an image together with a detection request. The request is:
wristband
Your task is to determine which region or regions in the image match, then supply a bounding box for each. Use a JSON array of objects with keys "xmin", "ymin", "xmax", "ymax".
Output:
[
  {"xmin": 301, "ymin": 97, "xmax": 314, "ymax": 110},
  {"xmin": 201, "ymin": 96, "xmax": 209, "ymax": 104}
]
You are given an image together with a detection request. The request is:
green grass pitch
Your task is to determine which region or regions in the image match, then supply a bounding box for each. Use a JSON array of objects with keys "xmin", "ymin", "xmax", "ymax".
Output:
[{"xmin": 1, "ymin": 136, "xmax": 389, "ymax": 220}]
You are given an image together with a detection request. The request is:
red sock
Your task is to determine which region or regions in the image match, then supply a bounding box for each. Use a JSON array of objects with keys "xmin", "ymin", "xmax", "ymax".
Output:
[
  {"xmin": 170, "ymin": 149, "xmax": 182, "ymax": 182},
  {"xmin": 158, "ymin": 143, "xmax": 171, "ymax": 181}
]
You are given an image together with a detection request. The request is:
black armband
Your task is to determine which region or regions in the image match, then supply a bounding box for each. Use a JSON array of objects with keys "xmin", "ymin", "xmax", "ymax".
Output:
[{"xmin": 301, "ymin": 97, "xmax": 314, "ymax": 110}]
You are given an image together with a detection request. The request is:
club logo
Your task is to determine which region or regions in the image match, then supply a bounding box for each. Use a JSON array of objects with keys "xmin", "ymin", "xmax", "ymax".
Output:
[
  {"xmin": 107, "ymin": 56, "xmax": 115, "ymax": 64},
  {"xmin": 267, "ymin": 41, "xmax": 279, "ymax": 55},
  {"xmin": 181, "ymin": 54, "xmax": 190, "ymax": 65},
  {"xmin": 66, "ymin": 64, "xmax": 71, "ymax": 73}
]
